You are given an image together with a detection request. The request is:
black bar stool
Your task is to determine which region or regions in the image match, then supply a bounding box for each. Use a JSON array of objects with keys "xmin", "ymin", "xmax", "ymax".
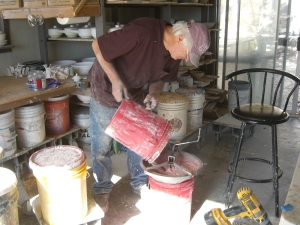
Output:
[{"xmin": 225, "ymin": 68, "xmax": 300, "ymax": 217}]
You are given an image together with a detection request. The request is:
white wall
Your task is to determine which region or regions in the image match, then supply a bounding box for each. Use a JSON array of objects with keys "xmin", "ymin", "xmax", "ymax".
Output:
[{"xmin": 0, "ymin": 19, "xmax": 40, "ymax": 76}]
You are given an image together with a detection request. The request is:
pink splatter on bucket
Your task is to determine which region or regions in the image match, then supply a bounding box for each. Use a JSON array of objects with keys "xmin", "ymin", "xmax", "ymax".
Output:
[{"xmin": 105, "ymin": 99, "xmax": 173, "ymax": 163}]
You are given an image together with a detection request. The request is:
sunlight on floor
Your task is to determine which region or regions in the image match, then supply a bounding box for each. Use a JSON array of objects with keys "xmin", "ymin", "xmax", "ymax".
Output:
[{"xmin": 111, "ymin": 174, "xmax": 122, "ymax": 184}]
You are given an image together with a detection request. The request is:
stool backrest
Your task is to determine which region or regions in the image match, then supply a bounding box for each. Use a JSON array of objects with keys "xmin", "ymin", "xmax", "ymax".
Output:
[{"xmin": 225, "ymin": 68, "xmax": 300, "ymax": 112}]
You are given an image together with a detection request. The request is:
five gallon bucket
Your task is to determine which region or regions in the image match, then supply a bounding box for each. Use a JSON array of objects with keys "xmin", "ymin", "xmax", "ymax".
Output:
[
  {"xmin": 145, "ymin": 177, "xmax": 194, "ymax": 225},
  {"xmin": 105, "ymin": 99, "xmax": 173, "ymax": 163},
  {"xmin": 157, "ymin": 92, "xmax": 189, "ymax": 140},
  {"xmin": 71, "ymin": 106, "xmax": 91, "ymax": 144},
  {"xmin": 0, "ymin": 109, "xmax": 17, "ymax": 158},
  {"xmin": 29, "ymin": 145, "xmax": 87, "ymax": 225},
  {"xmin": 228, "ymin": 80, "xmax": 250, "ymax": 112},
  {"xmin": 44, "ymin": 94, "xmax": 70, "ymax": 137},
  {"xmin": 176, "ymin": 87, "xmax": 205, "ymax": 131},
  {"xmin": 0, "ymin": 167, "xmax": 19, "ymax": 225},
  {"xmin": 15, "ymin": 101, "xmax": 46, "ymax": 148}
]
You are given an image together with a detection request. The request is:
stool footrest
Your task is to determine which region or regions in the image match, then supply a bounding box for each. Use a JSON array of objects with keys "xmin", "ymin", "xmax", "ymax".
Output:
[{"xmin": 228, "ymin": 157, "xmax": 283, "ymax": 183}]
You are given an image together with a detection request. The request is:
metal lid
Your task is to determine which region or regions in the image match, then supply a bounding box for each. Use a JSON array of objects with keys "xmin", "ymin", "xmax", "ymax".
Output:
[
  {"xmin": 157, "ymin": 92, "xmax": 188, "ymax": 104},
  {"xmin": 0, "ymin": 167, "xmax": 17, "ymax": 195},
  {"xmin": 29, "ymin": 146, "xmax": 85, "ymax": 170}
]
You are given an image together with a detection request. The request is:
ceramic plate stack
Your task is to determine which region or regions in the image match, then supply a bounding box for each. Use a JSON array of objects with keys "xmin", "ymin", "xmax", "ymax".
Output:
[{"xmin": 0, "ymin": 31, "xmax": 7, "ymax": 47}]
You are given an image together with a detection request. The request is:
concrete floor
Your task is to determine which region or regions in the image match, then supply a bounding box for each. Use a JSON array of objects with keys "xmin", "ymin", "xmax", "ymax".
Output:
[{"xmin": 10, "ymin": 116, "xmax": 300, "ymax": 225}]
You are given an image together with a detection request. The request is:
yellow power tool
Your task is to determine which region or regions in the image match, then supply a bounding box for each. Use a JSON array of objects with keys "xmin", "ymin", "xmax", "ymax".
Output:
[{"xmin": 204, "ymin": 187, "xmax": 272, "ymax": 225}]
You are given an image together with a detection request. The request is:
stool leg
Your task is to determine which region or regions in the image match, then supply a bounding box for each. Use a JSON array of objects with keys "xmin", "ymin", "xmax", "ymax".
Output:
[
  {"xmin": 226, "ymin": 122, "xmax": 247, "ymax": 206},
  {"xmin": 272, "ymin": 124, "xmax": 279, "ymax": 217}
]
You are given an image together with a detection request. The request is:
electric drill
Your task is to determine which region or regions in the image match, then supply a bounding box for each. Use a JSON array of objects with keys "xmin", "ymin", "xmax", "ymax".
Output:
[{"xmin": 204, "ymin": 187, "xmax": 272, "ymax": 225}]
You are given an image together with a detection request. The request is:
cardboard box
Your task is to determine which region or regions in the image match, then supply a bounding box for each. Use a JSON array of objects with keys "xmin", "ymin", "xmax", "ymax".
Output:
[
  {"xmin": 23, "ymin": 0, "xmax": 47, "ymax": 7},
  {"xmin": 0, "ymin": 0, "xmax": 21, "ymax": 10},
  {"xmin": 48, "ymin": 0, "xmax": 99, "ymax": 6},
  {"xmin": 48, "ymin": 0, "xmax": 74, "ymax": 6},
  {"xmin": 75, "ymin": 0, "xmax": 99, "ymax": 5}
]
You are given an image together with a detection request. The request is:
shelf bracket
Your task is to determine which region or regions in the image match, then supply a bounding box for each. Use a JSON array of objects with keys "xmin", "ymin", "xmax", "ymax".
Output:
[{"xmin": 73, "ymin": 0, "xmax": 88, "ymax": 16}]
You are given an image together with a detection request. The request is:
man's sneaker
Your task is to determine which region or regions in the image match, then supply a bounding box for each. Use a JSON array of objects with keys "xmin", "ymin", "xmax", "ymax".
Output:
[
  {"xmin": 95, "ymin": 193, "xmax": 110, "ymax": 213},
  {"xmin": 131, "ymin": 184, "xmax": 148, "ymax": 197},
  {"xmin": 131, "ymin": 188, "xmax": 142, "ymax": 197}
]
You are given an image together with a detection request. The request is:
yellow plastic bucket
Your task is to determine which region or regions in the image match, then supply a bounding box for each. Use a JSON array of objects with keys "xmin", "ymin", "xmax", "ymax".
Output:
[{"xmin": 29, "ymin": 145, "xmax": 87, "ymax": 225}]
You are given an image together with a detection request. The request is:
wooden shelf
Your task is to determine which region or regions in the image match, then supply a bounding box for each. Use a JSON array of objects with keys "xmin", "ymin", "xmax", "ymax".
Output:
[
  {"xmin": 0, "ymin": 44, "xmax": 14, "ymax": 53},
  {"xmin": 48, "ymin": 37, "xmax": 94, "ymax": 42},
  {"xmin": 1, "ymin": 5, "xmax": 100, "ymax": 19}
]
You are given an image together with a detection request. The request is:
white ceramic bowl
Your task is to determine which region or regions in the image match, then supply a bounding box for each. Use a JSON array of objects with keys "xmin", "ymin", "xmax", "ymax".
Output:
[
  {"xmin": 50, "ymin": 60, "xmax": 77, "ymax": 68},
  {"xmin": 0, "ymin": 33, "xmax": 6, "ymax": 41},
  {"xmin": 90, "ymin": 27, "xmax": 96, "ymax": 39},
  {"xmin": 76, "ymin": 94, "xmax": 91, "ymax": 104},
  {"xmin": 183, "ymin": 60, "xmax": 194, "ymax": 67},
  {"xmin": 0, "ymin": 40, "xmax": 7, "ymax": 46},
  {"xmin": 82, "ymin": 57, "xmax": 96, "ymax": 62},
  {"xmin": 190, "ymin": 71, "xmax": 205, "ymax": 80},
  {"xmin": 202, "ymin": 22, "xmax": 215, "ymax": 29},
  {"xmin": 70, "ymin": 25, "xmax": 92, "ymax": 39},
  {"xmin": 64, "ymin": 27, "xmax": 78, "ymax": 38},
  {"xmin": 72, "ymin": 62, "xmax": 93, "ymax": 76},
  {"xmin": 48, "ymin": 26, "xmax": 63, "ymax": 38}
]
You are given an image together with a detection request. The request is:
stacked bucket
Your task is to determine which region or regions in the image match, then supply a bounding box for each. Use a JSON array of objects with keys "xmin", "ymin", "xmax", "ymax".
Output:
[
  {"xmin": 156, "ymin": 87, "xmax": 205, "ymax": 141},
  {"xmin": 176, "ymin": 87, "xmax": 205, "ymax": 132},
  {"xmin": 0, "ymin": 94, "xmax": 70, "ymax": 159},
  {"xmin": 105, "ymin": 99, "xmax": 203, "ymax": 225}
]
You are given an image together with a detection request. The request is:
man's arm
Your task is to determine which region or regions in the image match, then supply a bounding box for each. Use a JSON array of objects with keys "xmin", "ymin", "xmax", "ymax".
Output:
[
  {"xmin": 144, "ymin": 79, "xmax": 165, "ymax": 110},
  {"xmin": 92, "ymin": 39, "xmax": 129, "ymax": 102}
]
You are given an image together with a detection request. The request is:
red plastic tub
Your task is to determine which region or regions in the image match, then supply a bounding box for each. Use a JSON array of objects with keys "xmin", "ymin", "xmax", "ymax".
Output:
[{"xmin": 105, "ymin": 99, "xmax": 173, "ymax": 163}]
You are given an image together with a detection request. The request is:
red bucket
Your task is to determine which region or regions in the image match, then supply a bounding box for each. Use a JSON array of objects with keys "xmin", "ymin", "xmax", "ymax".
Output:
[
  {"xmin": 44, "ymin": 94, "xmax": 70, "ymax": 137},
  {"xmin": 105, "ymin": 99, "xmax": 173, "ymax": 163}
]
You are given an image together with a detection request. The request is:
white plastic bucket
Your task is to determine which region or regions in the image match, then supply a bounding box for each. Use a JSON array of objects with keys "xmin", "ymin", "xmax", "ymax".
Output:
[
  {"xmin": 176, "ymin": 87, "xmax": 205, "ymax": 131},
  {"xmin": 15, "ymin": 102, "xmax": 46, "ymax": 148},
  {"xmin": 157, "ymin": 93, "xmax": 189, "ymax": 140},
  {"xmin": 228, "ymin": 81, "xmax": 250, "ymax": 112},
  {"xmin": 187, "ymin": 108, "xmax": 203, "ymax": 131},
  {"xmin": 0, "ymin": 109, "xmax": 17, "ymax": 158},
  {"xmin": 0, "ymin": 167, "xmax": 19, "ymax": 225},
  {"xmin": 71, "ymin": 106, "xmax": 91, "ymax": 144}
]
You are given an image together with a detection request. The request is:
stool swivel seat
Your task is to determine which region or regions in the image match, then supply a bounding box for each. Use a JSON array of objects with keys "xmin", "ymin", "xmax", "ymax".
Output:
[{"xmin": 225, "ymin": 68, "xmax": 300, "ymax": 217}]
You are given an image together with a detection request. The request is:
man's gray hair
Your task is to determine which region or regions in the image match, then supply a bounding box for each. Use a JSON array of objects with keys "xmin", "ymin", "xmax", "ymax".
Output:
[{"xmin": 172, "ymin": 20, "xmax": 193, "ymax": 51}]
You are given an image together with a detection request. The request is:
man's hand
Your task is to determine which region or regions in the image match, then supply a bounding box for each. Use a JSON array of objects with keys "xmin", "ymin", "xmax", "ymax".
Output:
[
  {"xmin": 112, "ymin": 80, "xmax": 129, "ymax": 102},
  {"xmin": 143, "ymin": 94, "xmax": 158, "ymax": 110}
]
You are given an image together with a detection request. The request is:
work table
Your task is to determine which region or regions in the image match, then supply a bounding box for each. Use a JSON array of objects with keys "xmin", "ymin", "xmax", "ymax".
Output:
[{"xmin": 0, "ymin": 76, "xmax": 90, "ymax": 112}]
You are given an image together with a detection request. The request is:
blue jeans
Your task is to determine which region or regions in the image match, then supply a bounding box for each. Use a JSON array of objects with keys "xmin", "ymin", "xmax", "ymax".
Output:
[{"xmin": 89, "ymin": 97, "xmax": 148, "ymax": 194}]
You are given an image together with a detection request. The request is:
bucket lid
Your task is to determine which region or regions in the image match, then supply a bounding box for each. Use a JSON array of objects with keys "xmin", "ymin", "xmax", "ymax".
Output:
[
  {"xmin": 15, "ymin": 101, "xmax": 44, "ymax": 112},
  {"xmin": 157, "ymin": 92, "xmax": 188, "ymax": 104},
  {"xmin": 29, "ymin": 146, "xmax": 85, "ymax": 170},
  {"xmin": 176, "ymin": 87, "xmax": 205, "ymax": 96},
  {"xmin": 0, "ymin": 167, "xmax": 17, "ymax": 195},
  {"xmin": 0, "ymin": 109, "xmax": 14, "ymax": 119},
  {"xmin": 47, "ymin": 94, "xmax": 69, "ymax": 102}
]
